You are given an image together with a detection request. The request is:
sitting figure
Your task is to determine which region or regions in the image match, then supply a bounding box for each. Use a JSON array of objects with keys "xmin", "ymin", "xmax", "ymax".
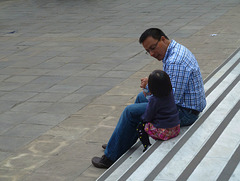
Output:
[
  {"xmin": 92, "ymin": 28, "xmax": 206, "ymax": 169},
  {"xmin": 137, "ymin": 70, "xmax": 180, "ymax": 152}
]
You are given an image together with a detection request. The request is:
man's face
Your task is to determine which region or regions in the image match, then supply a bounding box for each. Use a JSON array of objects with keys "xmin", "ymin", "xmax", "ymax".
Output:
[{"xmin": 142, "ymin": 36, "xmax": 169, "ymax": 61}]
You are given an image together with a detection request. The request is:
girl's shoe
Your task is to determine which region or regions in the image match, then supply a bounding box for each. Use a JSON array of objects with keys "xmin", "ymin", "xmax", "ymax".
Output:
[{"xmin": 143, "ymin": 144, "xmax": 151, "ymax": 152}]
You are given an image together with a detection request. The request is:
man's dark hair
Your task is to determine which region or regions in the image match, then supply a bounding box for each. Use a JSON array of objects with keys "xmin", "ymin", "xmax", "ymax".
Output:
[
  {"xmin": 139, "ymin": 28, "xmax": 169, "ymax": 44},
  {"xmin": 148, "ymin": 70, "xmax": 172, "ymax": 98}
]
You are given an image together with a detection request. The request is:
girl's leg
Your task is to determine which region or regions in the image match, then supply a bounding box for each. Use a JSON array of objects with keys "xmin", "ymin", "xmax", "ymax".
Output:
[{"xmin": 137, "ymin": 122, "xmax": 151, "ymax": 152}]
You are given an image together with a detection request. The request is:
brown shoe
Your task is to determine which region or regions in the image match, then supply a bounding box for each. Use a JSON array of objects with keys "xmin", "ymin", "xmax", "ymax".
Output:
[
  {"xmin": 102, "ymin": 144, "xmax": 107, "ymax": 149},
  {"xmin": 92, "ymin": 155, "xmax": 114, "ymax": 168}
]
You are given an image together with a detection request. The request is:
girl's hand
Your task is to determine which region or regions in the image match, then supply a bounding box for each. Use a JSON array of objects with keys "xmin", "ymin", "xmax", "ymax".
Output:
[{"xmin": 140, "ymin": 77, "xmax": 148, "ymax": 88}]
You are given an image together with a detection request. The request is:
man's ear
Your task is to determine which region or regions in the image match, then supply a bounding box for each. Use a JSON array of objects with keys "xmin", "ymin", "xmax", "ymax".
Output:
[
  {"xmin": 161, "ymin": 36, "xmax": 170, "ymax": 47},
  {"xmin": 161, "ymin": 36, "xmax": 166, "ymax": 42}
]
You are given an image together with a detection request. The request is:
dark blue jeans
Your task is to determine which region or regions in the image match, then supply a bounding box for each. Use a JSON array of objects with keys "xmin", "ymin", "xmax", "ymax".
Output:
[
  {"xmin": 177, "ymin": 105, "xmax": 199, "ymax": 126},
  {"xmin": 104, "ymin": 92, "xmax": 199, "ymax": 161}
]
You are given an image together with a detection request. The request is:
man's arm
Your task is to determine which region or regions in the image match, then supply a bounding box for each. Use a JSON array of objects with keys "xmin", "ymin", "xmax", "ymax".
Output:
[
  {"xmin": 140, "ymin": 77, "xmax": 148, "ymax": 88},
  {"xmin": 140, "ymin": 77, "xmax": 148, "ymax": 97}
]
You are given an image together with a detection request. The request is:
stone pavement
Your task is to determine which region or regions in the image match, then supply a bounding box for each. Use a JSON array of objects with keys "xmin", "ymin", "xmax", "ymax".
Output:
[{"xmin": 0, "ymin": 0, "xmax": 239, "ymax": 180}]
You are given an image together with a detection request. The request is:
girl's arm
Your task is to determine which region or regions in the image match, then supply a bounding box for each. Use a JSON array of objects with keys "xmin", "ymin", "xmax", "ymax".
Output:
[{"xmin": 141, "ymin": 98, "xmax": 157, "ymax": 123}]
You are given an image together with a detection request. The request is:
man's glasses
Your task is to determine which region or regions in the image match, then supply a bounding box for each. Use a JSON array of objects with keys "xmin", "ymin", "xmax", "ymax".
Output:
[{"xmin": 145, "ymin": 40, "xmax": 160, "ymax": 55}]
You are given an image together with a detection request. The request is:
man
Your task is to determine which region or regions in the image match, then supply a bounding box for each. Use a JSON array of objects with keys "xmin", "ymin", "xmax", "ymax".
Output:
[{"xmin": 92, "ymin": 28, "xmax": 206, "ymax": 168}]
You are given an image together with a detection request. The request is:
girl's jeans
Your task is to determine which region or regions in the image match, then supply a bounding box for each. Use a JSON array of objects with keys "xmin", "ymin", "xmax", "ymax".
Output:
[{"xmin": 104, "ymin": 92, "xmax": 199, "ymax": 161}]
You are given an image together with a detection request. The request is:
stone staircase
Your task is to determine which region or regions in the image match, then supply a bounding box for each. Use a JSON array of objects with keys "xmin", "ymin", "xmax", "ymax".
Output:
[{"xmin": 97, "ymin": 48, "xmax": 240, "ymax": 181}]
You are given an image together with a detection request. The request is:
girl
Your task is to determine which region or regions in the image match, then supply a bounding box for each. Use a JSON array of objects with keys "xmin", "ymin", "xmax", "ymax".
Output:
[{"xmin": 137, "ymin": 70, "xmax": 180, "ymax": 152}]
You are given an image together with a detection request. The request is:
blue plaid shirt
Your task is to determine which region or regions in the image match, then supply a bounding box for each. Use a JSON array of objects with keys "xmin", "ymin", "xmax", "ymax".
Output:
[{"xmin": 162, "ymin": 40, "xmax": 206, "ymax": 112}]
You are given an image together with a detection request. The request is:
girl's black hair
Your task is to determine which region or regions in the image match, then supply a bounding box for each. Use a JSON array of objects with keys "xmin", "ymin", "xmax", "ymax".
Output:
[{"xmin": 148, "ymin": 70, "xmax": 172, "ymax": 97}]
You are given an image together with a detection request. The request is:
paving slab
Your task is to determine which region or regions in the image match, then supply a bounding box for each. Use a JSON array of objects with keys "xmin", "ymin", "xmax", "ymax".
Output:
[{"xmin": 0, "ymin": 0, "xmax": 239, "ymax": 180}]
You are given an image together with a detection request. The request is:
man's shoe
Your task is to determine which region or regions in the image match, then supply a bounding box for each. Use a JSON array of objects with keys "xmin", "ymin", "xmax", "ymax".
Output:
[
  {"xmin": 102, "ymin": 144, "xmax": 107, "ymax": 149},
  {"xmin": 92, "ymin": 155, "xmax": 114, "ymax": 168}
]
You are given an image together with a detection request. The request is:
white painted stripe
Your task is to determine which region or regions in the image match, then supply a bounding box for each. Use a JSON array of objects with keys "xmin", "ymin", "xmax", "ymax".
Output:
[
  {"xmin": 105, "ymin": 144, "xmax": 144, "ymax": 181},
  {"xmin": 204, "ymin": 51, "xmax": 240, "ymax": 91},
  {"xmin": 125, "ymin": 65, "xmax": 239, "ymax": 181},
  {"xmin": 229, "ymin": 161, "xmax": 240, "ymax": 181},
  {"xmin": 188, "ymin": 111, "xmax": 240, "ymax": 181},
  {"xmin": 126, "ymin": 127, "xmax": 189, "ymax": 181},
  {"xmin": 204, "ymin": 63, "xmax": 239, "ymax": 112},
  {"xmin": 154, "ymin": 82, "xmax": 240, "ymax": 180}
]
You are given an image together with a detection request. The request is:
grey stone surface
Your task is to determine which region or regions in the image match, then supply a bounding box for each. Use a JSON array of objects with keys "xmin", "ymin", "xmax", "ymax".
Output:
[
  {"xmin": 0, "ymin": 152, "xmax": 10, "ymax": 162},
  {"xmin": 5, "ymin": 75, "xmax": 37, "ymax": 83},
  {"xmin": 14, "ymin": 83, "xmax": 54, "ymax": 92},
  {"xmin": 3, "ymin": 124, "xmax": 53, "ymax": 138},
  {"xmin": 30, "ymin": 75, "xmax": 67, "ymax": 84},
  {"xmin": 28, "ymin": 92, "xmax": 68, "ymax": 102},
  {"xmin": 101, "ymin": 70, "xmax": 135, "ymax": 78},
  {"xmin": 0, "ymin": 82, "xmax": 24, "ymax": 91},
  {"xmin": 41, "ymin": 102, "xmax": 85, "ymax": 115},
  {"xmin": 0, "ymin": 136, "xmax": 33, "ymax": 152},
  {"xmin": 75, "ymin": 85, "xmax": 112, "ymax": 95},
  {"xmin": 11, "ymin": 102, "xmax": 52, "ymax": 113},
  {"xmin": 0, "ymin": 0, "xmax": 239, "ymax": 180},
  {"xmin": 58, "ymin": 94, "xmax": 88, "ymax": 103},
  {"xmin": 0, "ymin": 100, "xmax": 18, "ymax": 113},
  {"xmin": 23, "ymin": 113, "xmax": 69, "ymax": 126},
  {"xmin": 0, "ymin": 112, "xmax": 36, "ymax": 125},
  {"xmin": 0, "ymin": 92, "xmax": 37, "ymax": 101},
  {"xmin": 88, "ymin": 77, "xmax": 125, "ymax": 86},
  {"xmin": 73, "ymin": 69, "xmax": 107, "ymax": 77},
  {"xmin": 44, "ymin": 84, "xmax": 82, "ymax": 93}
]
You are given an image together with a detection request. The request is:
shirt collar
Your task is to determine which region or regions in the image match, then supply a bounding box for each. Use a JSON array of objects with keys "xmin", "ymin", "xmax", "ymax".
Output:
[{"xmin": 162, "ymin": 39, "xmax": 177, "ymax": 64}]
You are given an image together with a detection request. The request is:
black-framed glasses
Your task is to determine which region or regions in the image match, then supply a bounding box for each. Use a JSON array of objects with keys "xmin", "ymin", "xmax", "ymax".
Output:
[{"xmin": 145, "ymin": 40, "xmax": 160, "ymax": 55}]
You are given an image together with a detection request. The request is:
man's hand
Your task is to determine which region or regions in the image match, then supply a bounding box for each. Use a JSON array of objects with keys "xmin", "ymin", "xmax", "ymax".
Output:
[
  {"xmin": 140, "ymin": 77, "xmax": 148, "ymax": 88},
  {"xmin": 142, "ymin": 90, "xmax": 147, "ymax": 97}
]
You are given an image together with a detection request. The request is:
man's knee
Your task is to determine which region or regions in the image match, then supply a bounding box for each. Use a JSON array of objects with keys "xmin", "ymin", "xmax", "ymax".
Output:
[
  {"xmin": 179, "ymin": 113, "xmax": 198, "ymax": 126},
  {"xmin": 124, "ymin": 103, "xmax": 147, "ymax": 115},
  {"xmin": 123, "ymin": 104, "xmax": 137, "ymax": 117},
  {"xmin": 135, "ymin": 92, "xmax": 148, "ymax": 103}
]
